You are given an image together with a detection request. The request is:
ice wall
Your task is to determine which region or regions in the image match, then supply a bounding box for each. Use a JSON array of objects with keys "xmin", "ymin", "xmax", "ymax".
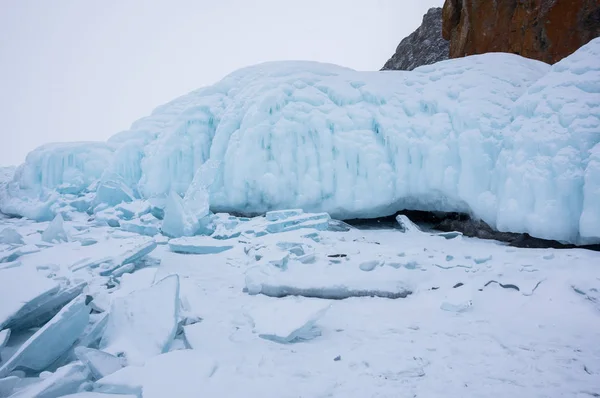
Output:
[{"xmin": 1, "ymin": 39, "xmax": 599, "ymax": 244}]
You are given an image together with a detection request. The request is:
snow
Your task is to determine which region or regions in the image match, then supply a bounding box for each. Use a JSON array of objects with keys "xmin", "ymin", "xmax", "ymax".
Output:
[
  {"xmin": 0, "ymin": 211, "xmax": 598, "ymax": 396},
  {"xmin": 1, "ymin": 38, "xmax": 599, "ymax": 243},
  {"xmin": 99, "ymin": 275, "xmax": 180, "ymax": 365}
]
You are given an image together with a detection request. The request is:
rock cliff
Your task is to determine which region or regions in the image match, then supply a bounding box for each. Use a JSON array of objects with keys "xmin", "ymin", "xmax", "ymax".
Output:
[
  {"xmin": 381, "ymin": 8, "xmax": 449, "ymax": 71},
  {"xmin": 442, "ymin": 0, "xmax": 600, "ymax": 64}
]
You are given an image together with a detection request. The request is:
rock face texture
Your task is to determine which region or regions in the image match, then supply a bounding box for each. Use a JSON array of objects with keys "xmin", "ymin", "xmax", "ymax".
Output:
[
  {"xmin": 442, "ymin": 0, "xmax": 600, "ymax": 64},
  {"xmin": 381, "ymin": 8, "xmax": 449, "ymax": 71}
]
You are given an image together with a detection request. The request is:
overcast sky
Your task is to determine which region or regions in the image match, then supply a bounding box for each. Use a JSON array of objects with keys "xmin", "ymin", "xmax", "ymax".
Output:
[{"xmin": 0, "ymin": 0, "xmax": 443, "ymax": 166}]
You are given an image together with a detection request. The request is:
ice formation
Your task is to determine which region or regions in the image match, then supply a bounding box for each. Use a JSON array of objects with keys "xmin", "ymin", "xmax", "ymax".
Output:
[{"xmin": 1, "ymin": 39, "xmax": 599, "ymax": 244}]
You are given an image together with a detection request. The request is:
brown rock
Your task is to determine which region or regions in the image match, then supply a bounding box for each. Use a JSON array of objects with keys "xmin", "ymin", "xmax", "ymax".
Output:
[{"xmin": 442, "ymin": 0, "xmax": 600, "ymax": 64}]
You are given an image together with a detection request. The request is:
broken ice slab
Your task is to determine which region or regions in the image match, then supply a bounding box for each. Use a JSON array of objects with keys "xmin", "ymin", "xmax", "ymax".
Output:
[
  {"xmin": 327, "ymin": 219, "xmax": 354, "ymax": 232},
  {"xmin": 100, "ymin": 275, "xmax": 179, "ymax": 365},
  {"xmin": 0, "ymin": 244, "xmax": 41, "ymax": 263},
  {"xmin": 95, "ymin": 349, "xmax": 217, "ymax": 398},
  {"xmin": 120, "ymin": 219, "xmax": 160, "ymax": 237},
  {"xmin": 396, "ymin": 215, "xmax": 463, "ymax": 239},
  {"xmin": 0, "ymin": 294, "xmax": 90, "ymax": 378},
  {"xmin": 93, "ymin": 208, "xmax": 121, "ymax": 228},
  {"xmin": 169, "ymin": 236, "xmax": 233, "ymax": 255},
  {"xmin": 9, "ymin": 362, "xmax": 91, "ymax": 398},
  {"xmin": 89, "ymin": 268, "xmax": 158, "ymax": 314},
  {"xmin": 265, "ymin": 209, "xmax": 304, "ymax": 222},
  {"xmin": 0, "ymin": 259, "xmax": 21, "ymax": 271},
  {"xmin": 78, "ymin": 238, "xmax": 98, "ymax": 247},
  {"xmin": 435, "ymin": 231, "xmax": 462, "ymax": 239},
  {"xmin": 359, "ymin": 260, "xmax": 383, "ymax": 272},
  {"xmin": 248, "ymin": 298, "xmax": 331, "ymax": 344},
  {"xmin": 266, "ymin": 212, "xmax": 331, "ymax": 234},
  {"xmin": 77, "ymin": 313, "xmax": 109, "ymax": 349},
  {"xmin": 96, "ymin": 237, "xmax": 157, "ymax": 276},
  {"xmin": 0, "ymin": 266, "xmax": 60, "ymax": 330},
  {"xmin": 41, "ymin": 213, "xmax": 70, "ymax": 243},
  {"xmin": 0, "ymin": 376, "xmax": 19, "ymax": 397},
  {"xmin": 5, "ymin": 281, "xmax": 86, "ymax": 332},
  {"xmin": 0, "ymin": 228, "xmax": 24, "ymax": 245},
  {"xmin": 115, "ymin": 200, "xmax": 151, "ymax": 220},
  {"xmin": 154, "ymin": 235, "xmax": 169, "ymax": 245},
  {"xmin": 245, "ymin": 263, "xmax": 412, "ymax": 300},
  {"xmin": 75, "ymin": 347, "xmax": 126, "ymax": 380},
  {"xmin": 94, "ymin": 172, "xmax": 136, "ymax": 207},
  {"xmin": 262, "ymin": 252, "xmax": 289, "ymax": 270},
  {"xmin": 276, "ymin": 242, "xmax": 306, "ymax": 256},
  {"xmin": 295, "ymin": 253, "xmax": 316, "ymax": 264},
  {"xmin": 161, "ymin": 191, "xmax": 212, "ymax": 238},
  {"xmin": 395, "ymin": 215, "xmax": 421, "ymax": 233}
]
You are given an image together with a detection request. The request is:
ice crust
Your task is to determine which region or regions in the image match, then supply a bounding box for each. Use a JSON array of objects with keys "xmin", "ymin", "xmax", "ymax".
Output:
[{"xmin": 1, "ymin": 39, "xmax": 600, "ymax": 243}]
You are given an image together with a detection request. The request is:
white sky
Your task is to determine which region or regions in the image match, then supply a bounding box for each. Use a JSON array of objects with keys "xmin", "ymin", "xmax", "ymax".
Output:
[{"xmin": 0, "ymin": 0, "xmax": 443, "ymax": 166}]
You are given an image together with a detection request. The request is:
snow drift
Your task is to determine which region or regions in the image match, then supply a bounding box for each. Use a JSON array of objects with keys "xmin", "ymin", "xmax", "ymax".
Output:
[{"xmin": 1, "ymin": 38, "xmax": 599, "ymax": 244}]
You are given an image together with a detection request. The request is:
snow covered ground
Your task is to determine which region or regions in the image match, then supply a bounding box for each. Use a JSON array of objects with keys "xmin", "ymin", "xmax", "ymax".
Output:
[
  {"xmin": 1, "ymin": 38, "xmax": 599, "ymax": 244},
  {"xmin": 0, "ymin": 210, "xmax": 599, "ymax": 397}
]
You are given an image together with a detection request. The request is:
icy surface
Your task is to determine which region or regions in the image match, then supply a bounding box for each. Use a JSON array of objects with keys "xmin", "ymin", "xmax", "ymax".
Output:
[
  {"xmin": 2, "ymin": 39, "xmax": 600, "ymax": 243},
  {"xmin": 99, "ymin": 275, "xmax": 180, "ymax": 365},
  {"xmin": 0, "ymin": 212, "xmax": 598, "ymax": 396}
]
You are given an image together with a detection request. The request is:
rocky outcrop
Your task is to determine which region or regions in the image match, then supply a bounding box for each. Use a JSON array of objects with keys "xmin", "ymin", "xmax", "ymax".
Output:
[
  {"xmin": 442, "ymin": 0, "xmax": 600, "ymax": 64},
  {"xmin": 381, "ymin": 8, "xmax": 449, "ymax": 71}
]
